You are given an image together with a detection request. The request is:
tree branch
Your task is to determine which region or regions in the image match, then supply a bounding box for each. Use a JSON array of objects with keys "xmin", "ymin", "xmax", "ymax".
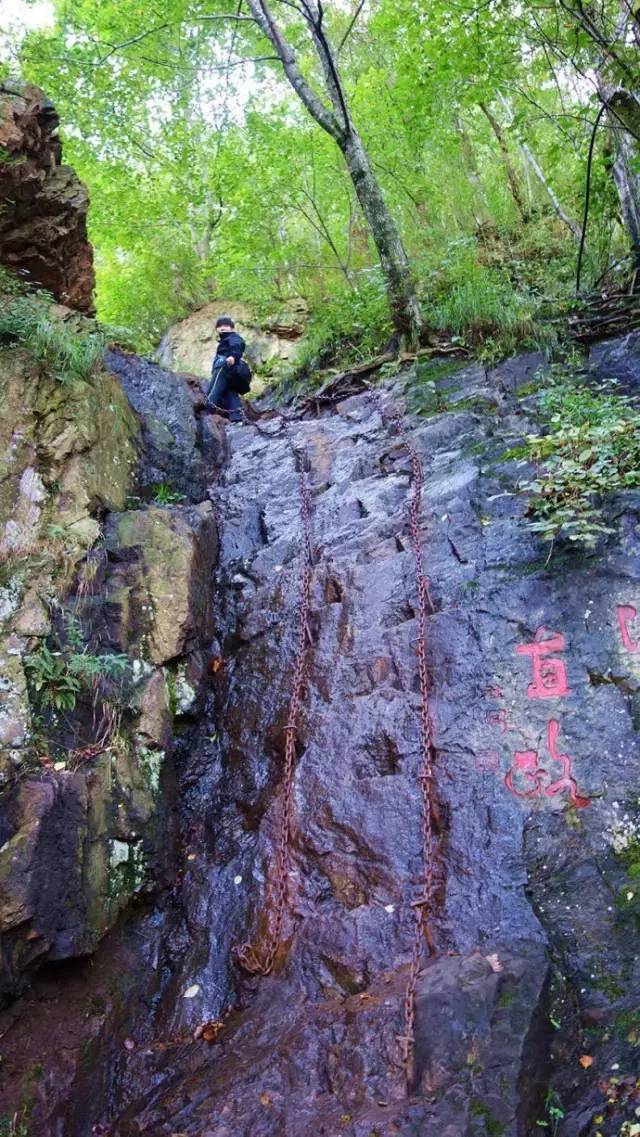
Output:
[
  {"xmin": 244, "ymin": 0, "xmax": 344, "ymax": 141},
  {"xmin": 338, "ymin": 0, "xmax": 366, "ymax": 52},
  {"xmin": 95, "ymin": 14, "xmax": 257, "ymax": 64}
]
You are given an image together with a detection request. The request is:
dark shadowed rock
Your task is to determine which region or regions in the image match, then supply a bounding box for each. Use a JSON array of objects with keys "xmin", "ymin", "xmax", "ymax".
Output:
[
  {"xmin": 0, "ymin": 80, "xmax": 94, "ymax": 311},
  {"xmin": 589, "ymin": 330, "xmax": 640, "ymax": 392},
  {"xmin": 105, "ymin": 348, "xmax": 226, "ymax": 500}
]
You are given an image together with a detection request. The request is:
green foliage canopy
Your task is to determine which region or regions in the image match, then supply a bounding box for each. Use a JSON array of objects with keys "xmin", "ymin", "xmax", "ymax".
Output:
[{"xmin": 2, "ymin": 0, "xmax": 637, "ymax": 353}]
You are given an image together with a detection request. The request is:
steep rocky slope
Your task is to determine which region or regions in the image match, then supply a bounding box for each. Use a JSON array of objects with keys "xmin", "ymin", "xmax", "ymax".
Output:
[{"xmin": 1, "ymin": 334, "xmax": 640, "ymax": 1137}]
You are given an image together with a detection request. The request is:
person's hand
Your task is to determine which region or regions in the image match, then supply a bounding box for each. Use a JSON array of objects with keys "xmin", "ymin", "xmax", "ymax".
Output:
[{"xmin": 227, "ymin": 355, "xmax": 235, "ymax": 366}]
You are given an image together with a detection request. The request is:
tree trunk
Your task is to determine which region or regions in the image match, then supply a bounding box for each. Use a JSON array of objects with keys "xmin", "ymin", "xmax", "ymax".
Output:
[
  {"xmin": 478, "ymin": 102, "xmax": 529, "ymax": 223},
  {"xmin": 341, "ymin": 125, "xmax": 424, "ymax": 340},
  {"xmin": 244, "ymin": 0, "xmax": 424, "ymax": 344},
  {"xmin": 496, "ymin": 93, "xmax": 581, "ymax": 241},
  {"xmin": 454, "ymin": 115, "xmax": 493, "ymax": 231},
  {"xmin": 601, "ymin": 86, "xmax": 640, "ymax": 267}
]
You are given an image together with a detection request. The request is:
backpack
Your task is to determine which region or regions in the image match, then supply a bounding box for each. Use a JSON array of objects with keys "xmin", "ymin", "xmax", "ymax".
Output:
[{"xmin": 228, "ymin": 358, "xmax": 252, "ymax": 395}]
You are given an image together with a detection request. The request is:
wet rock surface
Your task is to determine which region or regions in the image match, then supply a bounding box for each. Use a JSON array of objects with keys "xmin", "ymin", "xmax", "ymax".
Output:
[
  {"xmin": 0, "ymin": 80, "xmax": 95, "ymax": 311},
  {"xmin": 105, "ymin": 348, "xmax": 224, "ymax": 500},
  {"xmin": 1, "ymin": 342, "xmax": 640, "ymax": 1135},
  {"xmin": 0, "ymin": 346, "xmax": 220, "ymax": 1001}
]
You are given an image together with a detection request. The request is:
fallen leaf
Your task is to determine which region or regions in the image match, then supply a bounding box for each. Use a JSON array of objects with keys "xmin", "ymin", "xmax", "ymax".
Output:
[
  {"xmin": 183, "ymin": 984, "xmax": 200, "ymax": 999},
  {"xmin": 53, "ymin": 761, "xmax": 66, "ymax": 772},
  {"xmin": 202, "ymin": 1020, "xmax": 223, "ymax": 1043},
  {"xmin": 123, "ymin": 1038, "xmax": 135, "ymax": 1051},
  {"xmin": 260, "ymin": 1092, "xmax": 271, "ymax": 1106},
  {"xmin": 486, "ymin": 953, "xmax": 503, "ymax": 972},
  {"xmin": 579, "ymin": 1055, "xmax": 594, "ymax": 1068},
  {"xmin": 210, "ymin": 656, "xmax": 224, "ymax": 674},
  {"xmin": 187, "ymin": 853, "xmax": 197, "ymax": 861}
]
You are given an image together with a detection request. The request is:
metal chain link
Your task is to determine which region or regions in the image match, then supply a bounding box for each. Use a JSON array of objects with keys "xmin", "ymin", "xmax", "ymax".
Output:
[
  {"xmin": 234, "ymin": 447, "xmax": 313, "ymax": 976},
  {"xmin": 234, "ymin": 392, "xmax": 436, "ymax": 1077},
  {"xmin": 376, "ymin": 396, "xmax": 438, "ymax": 1080}
]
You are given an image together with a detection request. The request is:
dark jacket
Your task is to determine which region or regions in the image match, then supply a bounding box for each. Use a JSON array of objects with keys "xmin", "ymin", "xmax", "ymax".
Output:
[{"xmin": 216, "ymin": 329, "xmax": 245, "ymax": 364}]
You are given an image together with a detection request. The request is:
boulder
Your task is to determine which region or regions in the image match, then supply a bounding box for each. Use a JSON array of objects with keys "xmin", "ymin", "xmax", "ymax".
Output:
[
  {"xmin": 104, "ymin": 503, "xmax": 218, "ymax": 665},
  {"xmin": 0, "ymin": 743, "xmax": 172, "ymax": 1005},
  {"xmin": 156, "ymin": 298, "xmax": 307, "ymax": 378},
  {"xmin": 0, "ymin": 80, "xmax": 94, "ymax": 312},
  {"xmin": 0, "ymin": 347, "xmax": 139, "ymax": 559}
]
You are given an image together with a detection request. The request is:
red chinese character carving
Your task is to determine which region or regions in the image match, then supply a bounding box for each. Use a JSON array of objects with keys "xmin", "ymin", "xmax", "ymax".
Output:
[
  {"xmin": 516, "ymin": 627, "xmax": 571, "ymax": 699},
  {"xmin": 487, "ymin": 708, "xmax": 508, "ymax": 733},
  {"xmin": 504, "ymin": 719, "xmax": 589, "ymax": 808},
  {"xmin": 617, "ymin": 604, "xmax": 640, "ymax": 652},
  {"xmin": 475, "ymin": 751, "xmax": 500, "ymax": 774}
]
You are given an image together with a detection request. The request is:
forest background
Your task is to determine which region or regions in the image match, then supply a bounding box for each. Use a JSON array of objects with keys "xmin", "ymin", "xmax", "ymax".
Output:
[{"xmin": 1, "ymin": 0, "xmax": 639, "ymax": 370}]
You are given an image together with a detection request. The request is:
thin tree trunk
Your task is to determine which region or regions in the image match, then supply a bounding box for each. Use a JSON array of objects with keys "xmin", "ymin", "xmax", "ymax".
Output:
[
  {"xmin": 454, "ymin": 115, "xmax": 493, "ymax": 230},
  {"xmin": 478, "ymin": 101, "xmax": 529, "ymax": 223},
  {"xmin": 496, "ymin": 93, "xmax": 581, "ymax": 242},
  {"xmin": 341, "ymin": 125, "xmax": 424, "ymax": 338},
  {"xmin": 245, "ymin": 0, "xmax": 424, "ymax": 343},
  {"xmin": 600, "ymin": 85, "xmax": 640, "ymax": 266}
]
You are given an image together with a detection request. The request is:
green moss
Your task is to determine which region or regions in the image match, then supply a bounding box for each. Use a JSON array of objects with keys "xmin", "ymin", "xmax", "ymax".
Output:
[
  {"xmin": 107, "ymin": 838, "xmax": 146, "ymax": 907},
  {"xmin": 137, "ymin": 745, "xmax": 164, "ymax": 794},
  {"xmin": 497, "ymin": 985, "xmax": 515, "ymax": 1009},
  {"xmin": 165, "ymin": 667, "xmax": 177, "ymax": 718},
  {"xmin": 516, "ymin": 380, "xmax": 545, "ymax": 398},
  {"xmin": 469, "ymin": 1099, "xmax": 506, "ymax": 1136}
]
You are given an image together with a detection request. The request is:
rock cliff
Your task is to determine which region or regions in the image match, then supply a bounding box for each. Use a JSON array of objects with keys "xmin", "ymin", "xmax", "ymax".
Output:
[
  {"xmin": 0, "ymin": 80, "xmax": 94, "ymax": 311},
  {"xmin": 1, "ymin": 331, "xmax": 640, "ymax": 1137}
]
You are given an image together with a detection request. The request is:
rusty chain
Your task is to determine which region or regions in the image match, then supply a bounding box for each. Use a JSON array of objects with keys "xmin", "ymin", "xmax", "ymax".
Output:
[
  {"xmin": 375, "ymin": 395, "xmax": 438, "ymax": 1080},
  {"xmin": 234, "ymin": 390, "xmax": 436, "ymax": 1078},
  {"xmin": 234, "ymin": 446, "xmax": 313, "ymax": 976}
]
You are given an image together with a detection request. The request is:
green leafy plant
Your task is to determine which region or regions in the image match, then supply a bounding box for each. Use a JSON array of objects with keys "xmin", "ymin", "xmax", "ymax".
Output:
[
  {"xmin": 24, "ymin": 643, "xmax": 130, "ymax": 712},
  {"xmin": 0, "ymin": 1113, "xmax": 30, "ymax": 1137},
  {"xmin": 536, "ymin": 1090, "xmax": 565, "ymax": 1137},
  {"xmin": 520, "ymin": 371, "xmax": 640, "ymax": 549},
  {"xmin": 24, "ymin": 644, "xmax": 81, "ymax": 711},
  {"xmin": 152, "ymin": 484, "xmax": 184, "ymax": 505}
]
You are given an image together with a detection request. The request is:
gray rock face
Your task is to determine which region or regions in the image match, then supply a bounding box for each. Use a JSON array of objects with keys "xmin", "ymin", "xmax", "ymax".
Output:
[
  {"xmin": 105, "ymin": 348, "xmax": 225, "ymax": 500},
  {"xmin": 2, "ymin": 349, "xmax": 640, "ymax": 1136}
]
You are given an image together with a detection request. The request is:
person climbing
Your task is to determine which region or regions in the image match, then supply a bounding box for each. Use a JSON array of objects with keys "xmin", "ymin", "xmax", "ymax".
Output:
[{"xmin": 205, "ymin": 315, "xmax": 250, "ymax": 423}]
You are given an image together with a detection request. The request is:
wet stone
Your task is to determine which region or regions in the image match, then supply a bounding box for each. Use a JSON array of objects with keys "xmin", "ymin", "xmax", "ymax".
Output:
[{"xmin": 3, "ymin": 345, "xmax": 640, "ymax": 1137}]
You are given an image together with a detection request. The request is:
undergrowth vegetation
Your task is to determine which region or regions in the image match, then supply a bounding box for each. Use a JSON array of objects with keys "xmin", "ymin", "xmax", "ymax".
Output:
[
  {"xmin": 520, "ymin": 366, "xmax": 640, "ymax": 549},
  {"xmin": 24, "ymin": 640, "xmax": 130, "ymax": 713},
  {"xmin": 0, "ymin": 271, "xmax": 104, "ymax": 383}
]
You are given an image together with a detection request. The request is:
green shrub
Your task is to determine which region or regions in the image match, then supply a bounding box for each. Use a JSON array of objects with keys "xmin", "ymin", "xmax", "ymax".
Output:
[
  {"xmin": 520, "ymin": 369, "xmax": 640, "ymax": 548},
  {"xmin": 289, "ymin": 273, "xmax": 392, "ymax": 383},
  {"xmin": 152, "ymin": 483, "xmax": 184, "ymax": 505}
]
